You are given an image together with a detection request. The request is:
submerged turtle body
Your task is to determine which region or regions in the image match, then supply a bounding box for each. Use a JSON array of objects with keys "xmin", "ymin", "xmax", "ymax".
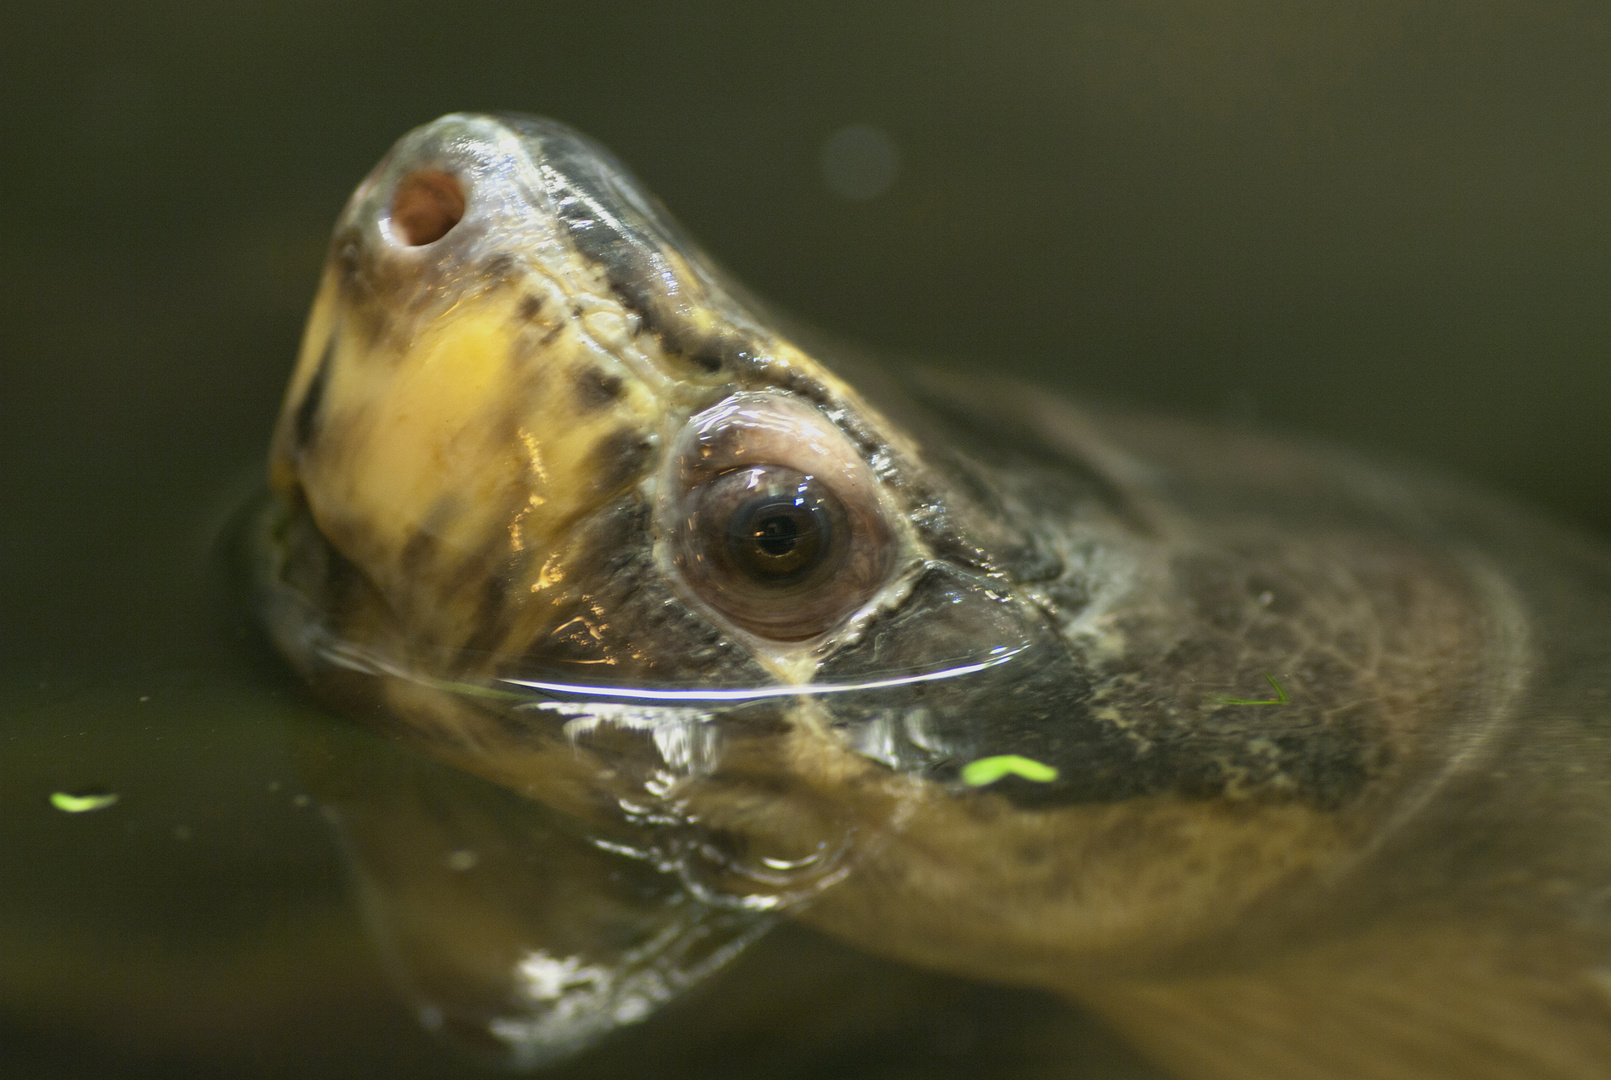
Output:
[{"xmin": 260, "ymin": 114, "xmax": 1611, "ymax": 1079}]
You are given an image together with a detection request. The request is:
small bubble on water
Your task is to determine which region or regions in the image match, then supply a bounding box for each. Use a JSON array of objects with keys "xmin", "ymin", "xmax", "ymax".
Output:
[{"xmin": 819, "ymin": 124, "xmax": 900, "ymax": 201}]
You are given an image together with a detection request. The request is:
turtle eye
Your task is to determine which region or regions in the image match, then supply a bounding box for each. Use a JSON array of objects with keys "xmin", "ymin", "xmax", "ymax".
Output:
[
  {"xmin": 665, "ymin": 395, "xmax": 896, "ymax": 642},
  {"xmin": 679, "ymin": 465, "xmax": 882, "ymax": 640}
]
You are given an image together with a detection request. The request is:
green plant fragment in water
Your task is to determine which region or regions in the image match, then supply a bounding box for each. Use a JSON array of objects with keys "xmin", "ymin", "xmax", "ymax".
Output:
[
  {"xmin": 960, "ymin": 755, "xmax": 1060, "ymax": 786},
  {"xmin": 423, "ymin": 676, "xmax": 527, "ymax": 702},
  {"xmin": 1209, "ymin": 673, "xmax": 1289, "ymax": 707},
  {"xmin": 50, "ymin": 792, "xmax": 120, "ymax": 813}
]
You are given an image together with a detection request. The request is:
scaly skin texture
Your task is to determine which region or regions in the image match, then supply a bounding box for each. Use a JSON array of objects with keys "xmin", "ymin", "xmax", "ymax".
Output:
[{"xmin": 261, "ymin": 114, "xmax": 1611, "ymax": 1078}]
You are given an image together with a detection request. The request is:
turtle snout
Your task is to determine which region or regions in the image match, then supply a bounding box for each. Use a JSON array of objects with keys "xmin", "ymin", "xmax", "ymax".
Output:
[{"xmin": 329, "ymin": 114, "xmax": 549, "ymax": 303}]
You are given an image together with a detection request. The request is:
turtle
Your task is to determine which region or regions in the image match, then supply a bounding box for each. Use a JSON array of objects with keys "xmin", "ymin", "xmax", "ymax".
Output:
[{"xmin": 255, "ymin": 113, "xmax": 1611, "ymax": 1080}]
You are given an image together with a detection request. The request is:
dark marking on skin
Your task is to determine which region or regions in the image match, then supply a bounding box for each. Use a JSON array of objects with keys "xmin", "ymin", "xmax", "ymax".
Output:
[
  {"xmin": 517, "ymin": 293, "xmax": 545, "ymax": 322},
  {"xmin": 457, "ymin": 569, "xmax": 515, "ymax": 665},
  {"xmin": 332, "ymin": 228, "xmax": 364, "ymax": 291},
  {"xmin": 604, "ymin": 280, "xmax": 733, "ymax": 375},
  {"xmin": 400, "ymin": 528, "xmax": 438, "ymax": 579},
  {"xmin": 572, "ymin": 366, "xmax": 625, "ymax": 412},
  {"xmin": 606, "ymin": 279, "xmax": 653, "ymax": 324},
  {"xmin": 326, "ymin": 226, "xmax": 402, "ymax": 348},
  {"xmin": 765, "ymin": 366, "xmax": 837, "ymax": 412},
  {"xmin": 507, "ymin": 318, "xmax": 567, "ymax": 369},
  {"xmin": 658, "ymin": 318, "xmax": 764, "ymax": 375},
  {"xmin": 416, "ymin": 496, "xmax": 506, "ymax": 604},
  {"xmin": 689, "ymin": 347, "xmax": 727, "ymax": 374},
  {"xmin": 482, "ymin": 253, "xmax": 518, "ymax": 282},
  {"xmin": 590, "ymin": 429, "xmax": 656, "ymax": 496},
  {"xmin": 294, "ymin": 335, "xmax": 337, "ymax": 451}
]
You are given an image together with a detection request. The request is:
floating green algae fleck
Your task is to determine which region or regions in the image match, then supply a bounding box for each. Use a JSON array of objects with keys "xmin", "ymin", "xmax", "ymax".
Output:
[
  {"xmin": 960, "ymin": 755, "xmax": 1059, "ymax": 787},
  {"xmin": 50, "ymin": 791, "xmax": 120, "ymax": 814}
]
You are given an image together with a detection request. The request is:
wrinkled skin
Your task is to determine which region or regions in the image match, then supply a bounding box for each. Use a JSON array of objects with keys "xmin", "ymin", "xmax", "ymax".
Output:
[{"xmin": 259, "ymin": 114, "xmax": 1611, "ymax": 1079}]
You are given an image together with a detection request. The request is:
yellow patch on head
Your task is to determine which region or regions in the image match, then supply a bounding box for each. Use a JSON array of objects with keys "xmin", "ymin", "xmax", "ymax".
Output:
[{"xmin": 272, "ymin": 269, "xmax": 664, "ymax": 658}]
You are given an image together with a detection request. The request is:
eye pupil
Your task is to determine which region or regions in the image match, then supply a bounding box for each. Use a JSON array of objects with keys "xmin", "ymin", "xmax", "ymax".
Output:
[
  {"xmin": 754, "ymin": 514, "xmax": 800, "ymax": 556},
  {"xmin": 727, "ymin": 493, "xmax": 826, "ymax": 581}
]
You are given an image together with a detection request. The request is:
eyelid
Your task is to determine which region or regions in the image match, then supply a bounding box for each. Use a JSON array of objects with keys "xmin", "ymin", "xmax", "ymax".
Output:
[{"xmin": 671, "ymin": 392, "xmax": 880, "ymax": 505}]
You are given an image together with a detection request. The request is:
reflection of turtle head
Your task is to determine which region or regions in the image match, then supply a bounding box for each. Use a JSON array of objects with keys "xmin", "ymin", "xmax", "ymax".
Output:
[{"xmin": 261, "ymin": 115, "xmax": 1517, "ymax": 1057}]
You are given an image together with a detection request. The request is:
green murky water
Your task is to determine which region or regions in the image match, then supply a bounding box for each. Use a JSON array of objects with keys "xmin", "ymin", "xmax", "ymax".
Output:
[{"xmin": 4, "ymin": 3, "xmax": 1610, "ymax": 1076}]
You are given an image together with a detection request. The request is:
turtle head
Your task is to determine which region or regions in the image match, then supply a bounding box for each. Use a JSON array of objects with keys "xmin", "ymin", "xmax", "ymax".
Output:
[
  {"xmin": 273, "ymin": 112, "xmax": 996, "ymax": 680},
  {"xmin": 267, "ymin": 113, "xmax": 916, "ymax": 684},
  {"xmin": 263, "ymin": 113, "xmax": 1069, "ymax": 893}
]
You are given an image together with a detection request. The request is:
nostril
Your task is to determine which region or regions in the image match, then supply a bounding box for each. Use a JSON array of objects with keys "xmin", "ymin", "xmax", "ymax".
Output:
[{"xmin": 389, "ymin": 170, "xmax": 465, "ymax": 246}]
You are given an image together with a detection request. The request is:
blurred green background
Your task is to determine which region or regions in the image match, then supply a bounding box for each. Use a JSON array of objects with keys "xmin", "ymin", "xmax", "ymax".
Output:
[{"xmin": 1, "ymin": 2, "xmax": 1608, "ymax": 1076}]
